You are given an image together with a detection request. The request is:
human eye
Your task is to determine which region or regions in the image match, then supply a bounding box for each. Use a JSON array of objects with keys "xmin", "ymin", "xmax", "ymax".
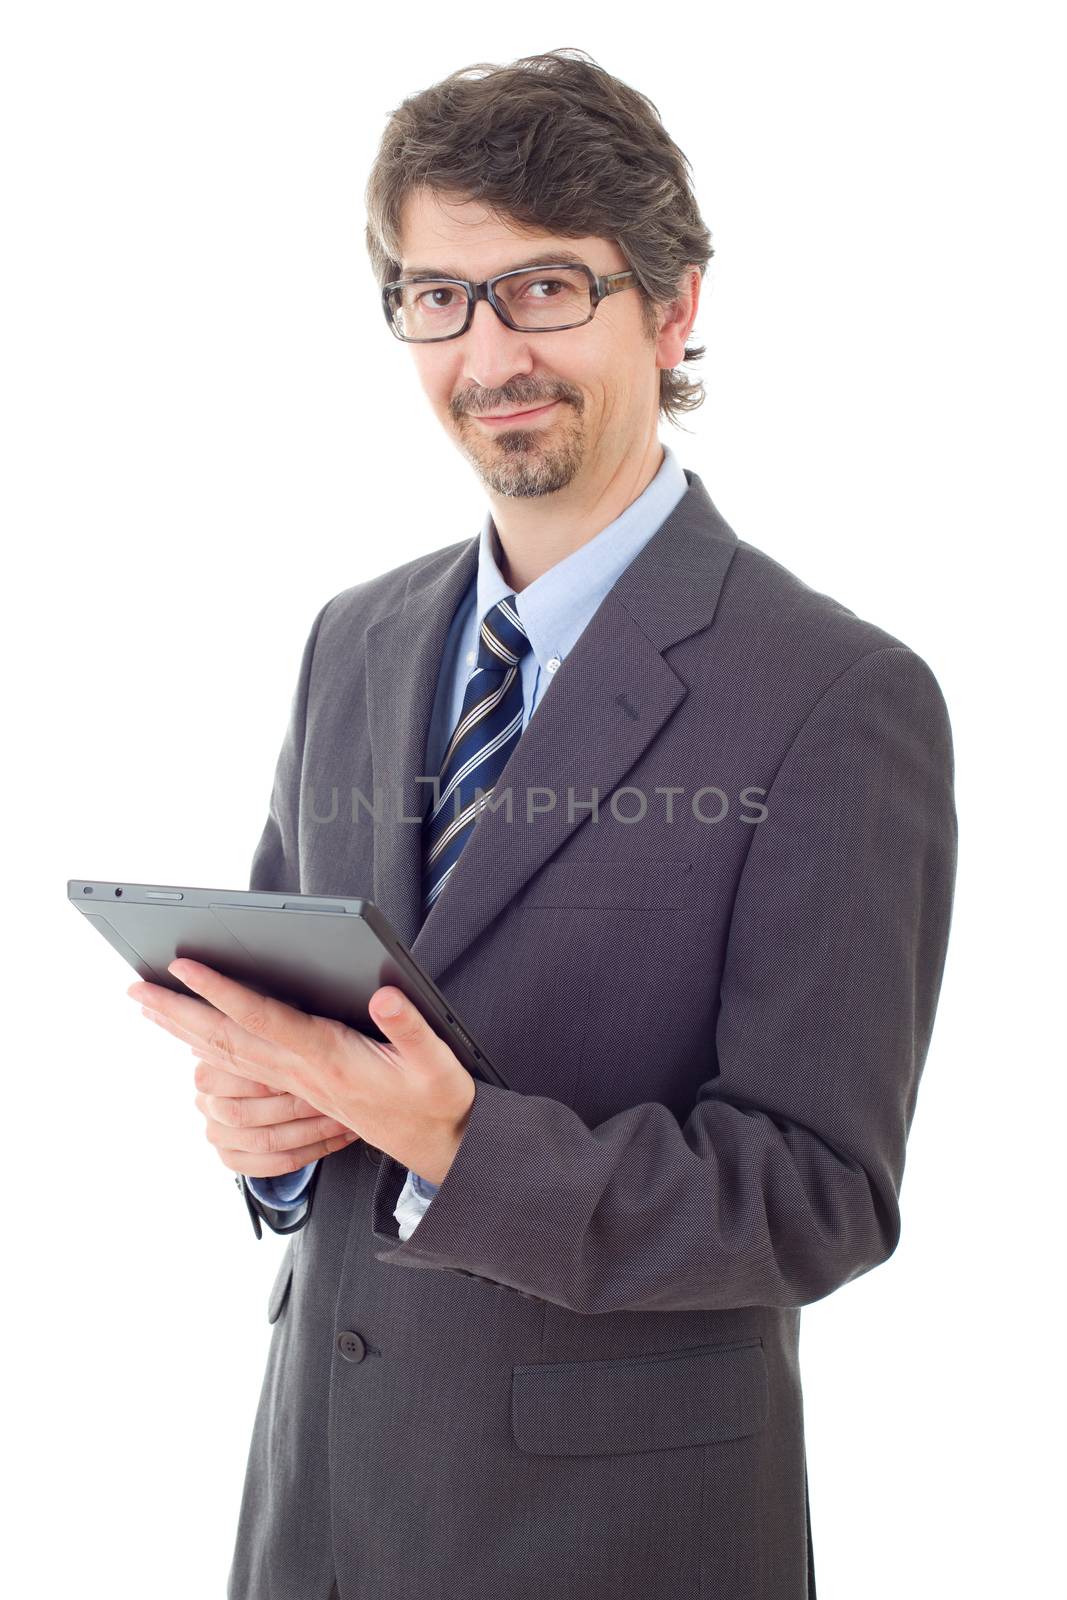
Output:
[
  {"xmin": 414, "ymin": 284, "xmax": 461, "ymax": 310},
  {"xmin": 523, "ymin": 278, "xmax": 565, "ymax": 300}
]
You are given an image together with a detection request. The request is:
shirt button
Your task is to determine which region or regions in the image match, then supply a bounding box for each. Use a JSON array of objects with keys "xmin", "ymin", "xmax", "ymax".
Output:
[
  {"xmin": 546, "ymin": 656, "xmax": 561, "ymax": 674},
  {"xmin": 336, "ymin": 1330, "xmax": 367, "ymax": 1363},
  {"xmin": 466, "ymin": 649, "xmax": 476, "ymax": 666}
]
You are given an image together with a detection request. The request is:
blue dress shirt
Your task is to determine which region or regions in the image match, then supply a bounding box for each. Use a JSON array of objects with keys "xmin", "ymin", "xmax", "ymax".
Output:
[{"xmin": 246, "ymin": 440, "xmax": 689, "ymax": 1226}]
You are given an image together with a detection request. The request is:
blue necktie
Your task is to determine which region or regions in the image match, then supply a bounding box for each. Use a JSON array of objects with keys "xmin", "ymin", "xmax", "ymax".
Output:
[{"xmin": 422, "ymin": 594, "xmax": 533, "ymax": 916}]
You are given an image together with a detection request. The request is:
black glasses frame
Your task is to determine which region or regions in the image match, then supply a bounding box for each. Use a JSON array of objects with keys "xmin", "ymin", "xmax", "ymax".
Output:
[{"xmin": 381, "ymin": 262, "xmax": 637, "ymax": 343}]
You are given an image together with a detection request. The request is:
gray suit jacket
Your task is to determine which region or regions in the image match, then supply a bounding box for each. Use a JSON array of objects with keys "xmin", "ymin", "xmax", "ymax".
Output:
[{"xmin": 228, "ymin": 468, "xmax": 957, "ymax": 1600}]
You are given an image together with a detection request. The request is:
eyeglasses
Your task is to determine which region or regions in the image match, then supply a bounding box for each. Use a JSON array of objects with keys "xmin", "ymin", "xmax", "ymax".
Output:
[{"xmin": 381, "ymin": 261, "xmax": 637, "ymax": 343}]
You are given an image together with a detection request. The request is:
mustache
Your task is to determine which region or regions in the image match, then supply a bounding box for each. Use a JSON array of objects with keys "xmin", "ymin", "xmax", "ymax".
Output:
[{"xmin": 454, "ymin": 393, "xmax": 575, "ymax": 418}]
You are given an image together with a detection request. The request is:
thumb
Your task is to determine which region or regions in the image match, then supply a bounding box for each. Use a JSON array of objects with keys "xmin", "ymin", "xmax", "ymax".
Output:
[{"xmin": 368, "ymin": 986, "xmax": 434, "ymax": 1053}]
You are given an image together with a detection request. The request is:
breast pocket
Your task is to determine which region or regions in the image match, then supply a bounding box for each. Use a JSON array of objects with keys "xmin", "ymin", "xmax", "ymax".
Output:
[
  {"xmin": 519, "ymin": 854, "xmax": 697, "ymax": 910},
  {"xmin": 510, "ymin": 1338, "xmax": 767, "ymax": 1457},
  {"xmin": 502, "ymin": 854, "xmax": 704, "ymax": 1110}
]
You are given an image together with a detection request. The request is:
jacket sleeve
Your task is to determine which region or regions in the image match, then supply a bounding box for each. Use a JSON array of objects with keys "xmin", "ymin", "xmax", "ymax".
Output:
[
  {"xmin": 366, "ymin": 644, "xmax": 959, "ymax": 1315},
  {"xmin": 238, "ymin": 596, "xmax": 333, "ymax": 1238}
]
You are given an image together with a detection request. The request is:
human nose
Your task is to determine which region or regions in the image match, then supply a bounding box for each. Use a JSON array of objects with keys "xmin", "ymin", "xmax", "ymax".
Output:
[{"xmin": 460, "ymin": 293, "xmax": 536, "ymax": 392}]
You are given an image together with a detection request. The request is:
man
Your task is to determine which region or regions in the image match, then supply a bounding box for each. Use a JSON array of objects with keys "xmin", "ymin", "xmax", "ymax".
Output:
[{"xmin": 133, "ymin": 50, "xmax": 957, "ymax": 1600}]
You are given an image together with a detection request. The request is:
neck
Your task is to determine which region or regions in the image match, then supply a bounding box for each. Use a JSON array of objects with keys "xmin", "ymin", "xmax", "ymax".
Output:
[{"xmin": 490, "ymin": 436, "xmax": 665, "ymax": 592}]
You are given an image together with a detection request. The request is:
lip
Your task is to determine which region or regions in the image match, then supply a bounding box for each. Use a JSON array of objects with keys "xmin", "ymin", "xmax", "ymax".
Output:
[{"xmin": 475, "ymin": 400, "xmax": 559, "ymax": 427}]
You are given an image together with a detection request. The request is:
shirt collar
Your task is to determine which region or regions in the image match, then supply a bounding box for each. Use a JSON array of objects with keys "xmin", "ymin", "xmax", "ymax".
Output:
[{"xmin": 472, "ymin": 441, "xmax": 689, "ymax": 672}]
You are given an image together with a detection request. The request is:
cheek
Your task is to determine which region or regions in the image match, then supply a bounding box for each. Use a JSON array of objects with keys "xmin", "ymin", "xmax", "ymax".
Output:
[
  {"xmin": 411, "ymin": 351, "xmax": 454, "ymax": 408},
  {"xmin": 595, "ymin": 382, "xmax": 629, "ymax": 428}
]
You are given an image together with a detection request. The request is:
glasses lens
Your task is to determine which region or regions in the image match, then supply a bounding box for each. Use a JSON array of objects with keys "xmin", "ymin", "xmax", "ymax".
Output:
[
  {"xmin": 387, "ymin": 267, "xmax": 592, "ymax": 340},
  {"xmin": 388, "ymin": 281, "xmax": 468, "ymax": 341},
  {"xmin": 495, "ymin": 268, "xmax": 592, "ymax": 331}
]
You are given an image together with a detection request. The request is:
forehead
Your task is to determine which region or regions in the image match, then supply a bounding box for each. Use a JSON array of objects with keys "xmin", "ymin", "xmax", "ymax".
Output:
[{"xmin": 397, "ymin": 189, "xmax": 618, "ymax": 277}]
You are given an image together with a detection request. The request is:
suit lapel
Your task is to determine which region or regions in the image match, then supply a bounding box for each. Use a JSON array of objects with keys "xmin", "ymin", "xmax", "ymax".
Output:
[{"xmin": 363, "ymin": 468, "xmax": 738, "ymax": 986}]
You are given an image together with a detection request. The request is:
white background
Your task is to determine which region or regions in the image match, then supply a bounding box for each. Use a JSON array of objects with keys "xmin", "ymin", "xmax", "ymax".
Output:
[{"xmin": 4, "ymin": 4, "xmax": 1062, "ymax": 1595}]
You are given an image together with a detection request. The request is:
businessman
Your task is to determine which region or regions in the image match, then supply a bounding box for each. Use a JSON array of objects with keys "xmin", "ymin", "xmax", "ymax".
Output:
[{"xmin": 133, "ymin": 49, "xmax": 957, "ymax": 1600}]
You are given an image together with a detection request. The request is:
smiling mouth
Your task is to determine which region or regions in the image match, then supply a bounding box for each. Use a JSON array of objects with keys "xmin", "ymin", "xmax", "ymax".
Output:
[{"xmin": 474, "ymin": 401, "xmax": 560, "ymax": 426}]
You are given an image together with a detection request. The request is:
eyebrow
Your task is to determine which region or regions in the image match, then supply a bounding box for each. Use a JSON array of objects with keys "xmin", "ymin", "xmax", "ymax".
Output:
[{"xmin": 398, "ymin": 249, "xmax": 589, "ymax": 280}]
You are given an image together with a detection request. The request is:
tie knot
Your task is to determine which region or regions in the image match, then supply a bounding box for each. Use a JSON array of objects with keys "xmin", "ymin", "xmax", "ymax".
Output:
[{"xmin": 476, "ymin": 594, "xmax": 532, "ymax": 672}]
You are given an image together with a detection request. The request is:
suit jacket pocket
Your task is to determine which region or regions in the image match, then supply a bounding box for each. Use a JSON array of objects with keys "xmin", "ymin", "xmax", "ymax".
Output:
[
  {"xmin": 511, "ymin": 1338, "xmax": 767, "ymax": 1456},
  {"xmin": 267, "ymin": 1244, "xmax": 295, "ymax": 1323},
  {"xmin": 520, "ymin": 855, "xmax": 696, "ymax": 910}
]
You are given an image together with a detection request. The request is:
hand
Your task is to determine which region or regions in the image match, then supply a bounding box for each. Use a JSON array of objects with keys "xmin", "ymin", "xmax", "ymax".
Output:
[
  {"xmin": 193, "ymin": 1057, "xmax": 360, "ymax": 1180},
  {"xmin": 128, "ymin": 958, "xmax": 477, "ymax": 1188}
]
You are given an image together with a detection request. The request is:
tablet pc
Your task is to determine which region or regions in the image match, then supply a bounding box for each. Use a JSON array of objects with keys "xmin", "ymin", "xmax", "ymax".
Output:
[{"xmin": 67, "ymin": 878, "xmax": 508, "ymax": 1090}]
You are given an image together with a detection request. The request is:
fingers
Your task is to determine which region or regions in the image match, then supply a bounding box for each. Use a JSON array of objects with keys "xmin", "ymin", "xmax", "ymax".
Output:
[
  {"xmin": 188, "ymin": 1049, "xmax": 360, "ymax": 1178},
  {"xmin": 139, "ymin": 998, "xmax": 295, "ymax": 1089},
  {"xmin": 202, "ymin": 1104, "xmax": 355, "ymax": 1155},
  {"xmin": 195, "ymin": 1087, "xmax": 345, "ymax": 1133},
  {"xmin": 219, "ymin": 1128, "xmax": 359, "ymax": 1179},
  {"xmin": 193, "ymin": 1059, "xmax": 274, "ymax": 1098},
  {"xmin": 167, "ymin": 958, "xmax": 322, "ymax": 1061},
  {"xmin": 193, "ymin": 1059, "xmax": 328, "ymax": 1119},
  {"xmin": 222, "ymin": 1088, "xmax": 329, "ymax": 1122},
  {"xmin": 151, "ymin": 1007, "xmax": 265, "ymax": 1072},
  {"xmin": 191, "ymin": 1054, "xmax": 359, "ymax": 1176}
]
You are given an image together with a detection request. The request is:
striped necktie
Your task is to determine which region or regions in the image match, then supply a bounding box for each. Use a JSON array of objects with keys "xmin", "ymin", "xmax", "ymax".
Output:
[{"xmin": 422, "ymin": 593, "xmax": 533, "ymax": 916}]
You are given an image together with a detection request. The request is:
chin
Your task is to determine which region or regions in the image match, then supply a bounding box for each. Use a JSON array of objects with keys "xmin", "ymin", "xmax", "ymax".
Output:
[
  {"xmin": 468, "ymin": 440, "xmax": 585, "ymax": 499},
  {"xmin": 456, "ymin": 410, "xmax": 581, "ymax": 486}
]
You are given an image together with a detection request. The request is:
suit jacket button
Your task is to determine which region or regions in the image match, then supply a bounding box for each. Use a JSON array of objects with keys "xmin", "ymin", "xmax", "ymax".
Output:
[{"xmin": 336, "ymin": 1330, "xmax": 367, "ymax": 1363}]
